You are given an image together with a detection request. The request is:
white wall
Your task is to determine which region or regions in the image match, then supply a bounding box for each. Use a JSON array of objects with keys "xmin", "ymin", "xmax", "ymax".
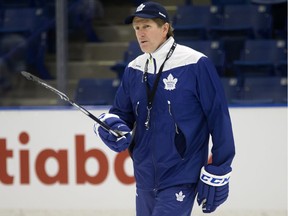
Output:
[{"xmin": 0, "ymin": 107, "xmax": 287, "ymax": 215}]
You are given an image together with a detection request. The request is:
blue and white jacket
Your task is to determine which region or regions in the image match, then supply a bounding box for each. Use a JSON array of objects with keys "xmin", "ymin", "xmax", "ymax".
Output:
[{"xmin": 109, "ymin": 37, "xmax": 235, "ymax": 191}]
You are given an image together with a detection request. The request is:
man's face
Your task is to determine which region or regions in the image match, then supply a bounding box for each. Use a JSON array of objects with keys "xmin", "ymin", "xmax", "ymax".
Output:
[{"xmin": 132, "ymin": 17, "xmax": 168, "ymax": 53}]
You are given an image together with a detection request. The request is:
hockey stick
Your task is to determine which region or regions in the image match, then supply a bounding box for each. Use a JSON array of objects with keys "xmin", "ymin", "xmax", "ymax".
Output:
[{"xmin": 21, "ymin": 71, "xmax": 124, "ymax": 138}]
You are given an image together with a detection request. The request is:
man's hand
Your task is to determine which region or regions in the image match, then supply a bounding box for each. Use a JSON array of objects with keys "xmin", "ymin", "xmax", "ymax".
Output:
[
  {"xmin": 197, "ymin": 165, "xmax": 232, "ymax": 213},
  {"xmin": 94, "ymin": 113, "xmax": 131, "ymax": 152}
]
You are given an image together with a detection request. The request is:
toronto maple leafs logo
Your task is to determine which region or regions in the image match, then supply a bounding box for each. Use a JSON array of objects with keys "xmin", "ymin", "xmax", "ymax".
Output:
[
  {"xmin": 136, "ymin": 3, "xmax": 145, "ymax": 12},
  {"xmin": 175, "ymin": 191, "xmax": 185, "ymax": 202},
  {"xmin": 163, "ymin": 74, "xmax": 177, "ymax": 91}
]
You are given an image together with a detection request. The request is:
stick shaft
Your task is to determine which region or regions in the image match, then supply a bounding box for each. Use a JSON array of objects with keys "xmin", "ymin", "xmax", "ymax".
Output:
[{"xmin": 21, "ymin": 71, "xmax": 123, "ymax": 137}]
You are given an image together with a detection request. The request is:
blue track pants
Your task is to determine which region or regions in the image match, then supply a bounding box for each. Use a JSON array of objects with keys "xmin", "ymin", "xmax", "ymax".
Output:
[{"xmin": 136, "ymin": 184, "xmax": 197, "ymax": 216}]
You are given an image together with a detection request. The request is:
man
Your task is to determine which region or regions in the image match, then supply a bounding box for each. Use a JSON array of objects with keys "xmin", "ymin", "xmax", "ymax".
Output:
[{"xmin": 94, "ymin": 2, "xmax": 235, "ymax": 215}]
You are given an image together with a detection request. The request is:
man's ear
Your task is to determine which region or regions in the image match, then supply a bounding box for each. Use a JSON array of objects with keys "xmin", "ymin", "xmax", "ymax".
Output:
[{"xmin": 162, "ymin": 22, "xmax": 169, "ymax": 37}]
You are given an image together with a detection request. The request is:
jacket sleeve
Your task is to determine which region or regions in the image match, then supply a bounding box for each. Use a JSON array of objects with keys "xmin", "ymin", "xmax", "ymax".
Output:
[
  {"xmin": 196, "ymin": 57, "xmax": 235, "ymax": 170},
  {"xmin": 109, "ymin": 67, "xmax": 135, "ymax": 129}
]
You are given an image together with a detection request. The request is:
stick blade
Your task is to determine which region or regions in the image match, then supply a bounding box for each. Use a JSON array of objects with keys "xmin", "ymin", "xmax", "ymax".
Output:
[
  {"xmin": 21, "ymin": 71, "xmax": 38, "ymax": 81},
  {"xmin": 21, "ymin": 71, "xmax": 69, "ymax": 102}
]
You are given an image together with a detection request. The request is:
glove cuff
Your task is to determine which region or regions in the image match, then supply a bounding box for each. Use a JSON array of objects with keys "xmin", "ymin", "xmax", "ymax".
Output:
[
  {"xmin": 94, "ymin": 113, "xmax": 120, "ymax": 136},
  {"xmin": 200, "ymin": 166, "xmax": 231, "ymax": 187},
  {"xmin": 98, "ymin": 113, "xmax": 120, "ymax": 122}
]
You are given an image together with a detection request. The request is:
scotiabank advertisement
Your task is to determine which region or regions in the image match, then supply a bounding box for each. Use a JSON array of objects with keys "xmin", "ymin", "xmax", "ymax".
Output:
[
  {"xmin": 0, "ymin": 107, "xmax": 287, "ymax": 213},
  {"xmin": 0, "ymin": 108, "xmax": 135, "ymax": 210}
]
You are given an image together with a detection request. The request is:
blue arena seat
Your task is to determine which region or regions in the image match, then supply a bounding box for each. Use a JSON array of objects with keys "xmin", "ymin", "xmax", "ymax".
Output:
[
  {"xmin": 123, "ymin": 40, "xmax": 142, "ymax": 63},
  {"xmin": 211, "ymin": 0, "xmax": 250, "ymax": 5},
  {"xmin": 111, "ymin": 40, "xmax": 142, "ymax": 80},
  {"xmin": 74, "ymin": 78, "xmax": 120, "ymax": 105},
  {"xmin": 0, "ymin": 8, "xmax": 46, "ymax": 35},
  {"xmin": 221, "ymin": 77, "xmax": 242, "ymax": 104},
  {"xmin": 0, "ymin": 7, "xmax": 51, "ymax": 79},
  {"xmin": 172, "ymin": 5, "xmax": 221, "ymax": 41},
  {"xmin": 209, "ymin": 4, "xmax": 273, "ymax": 72},
  {"xmin": 210, "ymin": 4, "xmax": 272, "ymax": 39},
  {"xmin": 251, "ymin": 0, "xmax": 286, "ymax": 4},
  {"xmin": 181, "ymin": 40, "xmax": 226, "ymax": 76},
  {"xmin": 276, "ymin": 60, "xmax": 287, "ymax": 77},
  {"xmin": 230, "ymin": 77, "xmax": 287, "ymax": 105},
  {"xmin": 233, "ymin": 39, "xmax": 287, "ymax": 77},
  {"xmin": 0, "ymin": 0, "xmax": 35, "ymax": 8}
]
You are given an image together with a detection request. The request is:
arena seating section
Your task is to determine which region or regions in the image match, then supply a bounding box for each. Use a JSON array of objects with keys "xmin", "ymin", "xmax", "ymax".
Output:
[{"xmin": 0, "ymin": 0, "xmax": 286, "ymax": 106}]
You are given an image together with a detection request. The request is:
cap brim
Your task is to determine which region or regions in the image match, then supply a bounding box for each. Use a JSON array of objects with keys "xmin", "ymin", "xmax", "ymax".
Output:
[{"xmin": 124, "ymin": 15, "xmax": 134, "ymax": 24}]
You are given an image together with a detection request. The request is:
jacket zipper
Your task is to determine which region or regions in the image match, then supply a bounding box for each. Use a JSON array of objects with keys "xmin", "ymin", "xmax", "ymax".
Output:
[
  {"xmin": 167, "ymin": 100, "xmax": 179, "ymax": 134},
  {"xmin": 135, "ymin": 101, "xmax": 140, "ymax": 116},
  {"xmin": 136, "ymin": 100, "xmax": 158, "ymax": 190}
]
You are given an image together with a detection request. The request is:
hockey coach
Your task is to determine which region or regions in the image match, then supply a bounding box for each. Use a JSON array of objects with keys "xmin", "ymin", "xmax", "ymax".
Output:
[{"xmin": 94, "ymin": 1, "xmax": 236, "ymax": 215}]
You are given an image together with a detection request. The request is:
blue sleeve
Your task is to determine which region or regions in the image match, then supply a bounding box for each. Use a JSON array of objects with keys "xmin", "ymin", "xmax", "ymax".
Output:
[
  {"xmin": 196, "ymin": 57, "xmax": 235, "ymax": 170},
  {"xmin": 109, "ymin": 67, "xmax": 135, "ymax": 129}
]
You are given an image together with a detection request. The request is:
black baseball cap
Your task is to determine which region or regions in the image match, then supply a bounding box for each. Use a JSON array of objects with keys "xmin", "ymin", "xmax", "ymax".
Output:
[{"xmin": 124, "ymin": 1, "xmax": 170, "ymax": 24}]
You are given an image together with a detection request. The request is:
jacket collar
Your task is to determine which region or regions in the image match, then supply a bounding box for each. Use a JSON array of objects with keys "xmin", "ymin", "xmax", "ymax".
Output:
[{"xmin": 145, "ymin": 36, "xmax": 175, "ymax": 61}]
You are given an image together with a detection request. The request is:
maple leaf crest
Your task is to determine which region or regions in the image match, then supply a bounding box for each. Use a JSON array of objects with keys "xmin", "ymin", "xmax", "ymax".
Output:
[
  {"xmin": 163, "ymin": 74, "xmax": 177, "ymax": 91},
  {"xmin": 175, "ymin": 191, "xmax": 185, "ymax": 202}
]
